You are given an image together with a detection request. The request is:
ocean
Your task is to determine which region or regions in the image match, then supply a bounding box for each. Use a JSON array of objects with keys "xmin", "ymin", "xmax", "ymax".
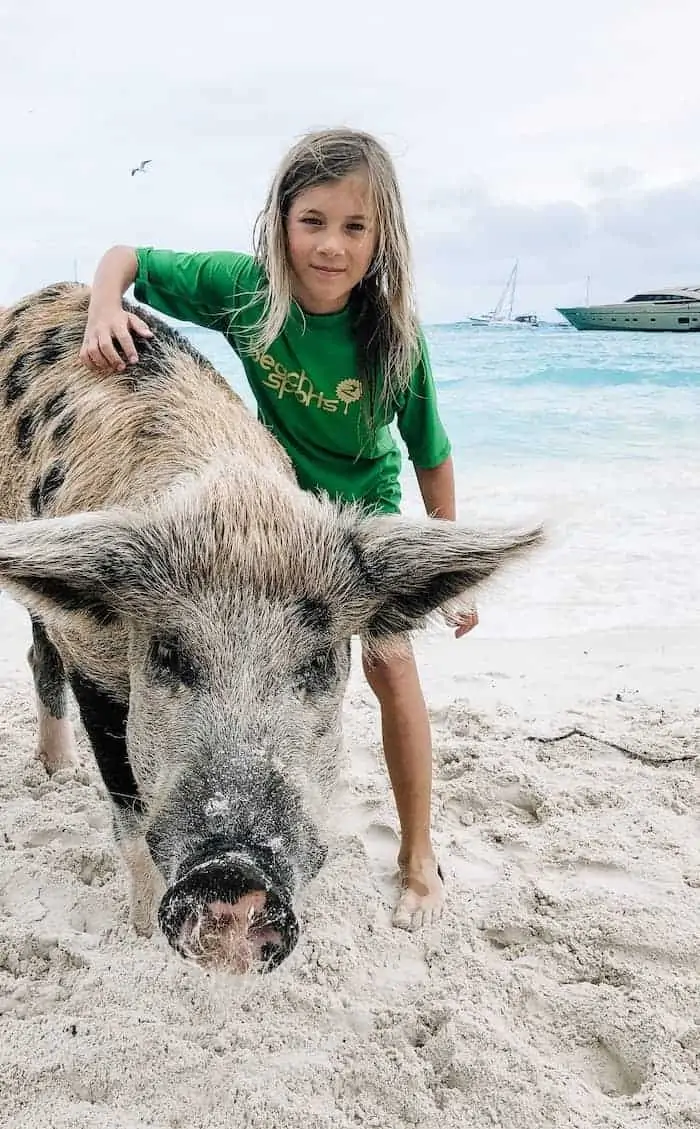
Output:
[{"xmin": 183, "ymin": 322, "xmax": 700, "ymax": 641}]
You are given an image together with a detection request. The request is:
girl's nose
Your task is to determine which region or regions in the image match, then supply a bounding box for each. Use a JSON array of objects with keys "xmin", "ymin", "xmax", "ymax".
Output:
[{"xmin": 317, "ymin": 230, "xmax": 344, "ymax": 255}]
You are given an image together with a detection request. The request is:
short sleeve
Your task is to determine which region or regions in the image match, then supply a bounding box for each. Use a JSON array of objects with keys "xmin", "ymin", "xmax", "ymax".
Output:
[
  {"xmin": 133, "ymin": 249, "xmax": 262, "ymax": 337},
  {"xmin": 395, "ymin": 333, "xmax": 452, "ymax": 468}
]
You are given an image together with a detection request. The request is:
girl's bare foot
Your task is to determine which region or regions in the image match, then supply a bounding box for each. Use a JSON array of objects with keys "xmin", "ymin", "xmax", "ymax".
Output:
[{"xmin": 392, "ymin": 853, "xmax": 445, "ymax": 931}]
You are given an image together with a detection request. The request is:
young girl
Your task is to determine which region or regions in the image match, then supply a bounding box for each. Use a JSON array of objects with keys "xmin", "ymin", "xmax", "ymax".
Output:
[{"xmin": 80, "ymin": 128, "xmax": 478, "ymax": 931}]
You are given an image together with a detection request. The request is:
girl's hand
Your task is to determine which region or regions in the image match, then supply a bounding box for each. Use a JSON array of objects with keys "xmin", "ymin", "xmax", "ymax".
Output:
[
  {"xmin": 442, "ymin": 604, "xmax": 479, "ymax": 639},
  {"xmin": 79, "ymin": 307, "xmax": 153, "ymax": 373}
]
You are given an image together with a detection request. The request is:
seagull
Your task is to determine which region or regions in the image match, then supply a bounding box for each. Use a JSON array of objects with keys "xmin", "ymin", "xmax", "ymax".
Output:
[{"xmin": 130, "ymin": 159, "xmax": 152, "ymax": 177}]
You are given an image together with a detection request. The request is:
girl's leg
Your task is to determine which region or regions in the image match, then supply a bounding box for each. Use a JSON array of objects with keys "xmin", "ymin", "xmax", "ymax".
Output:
[{"xmin": 362, "ymin": 642, "xmax": 444, "ymax": 930}]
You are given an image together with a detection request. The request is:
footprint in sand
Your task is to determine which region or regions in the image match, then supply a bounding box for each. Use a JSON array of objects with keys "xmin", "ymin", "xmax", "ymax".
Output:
[
  {"xmin": 364, "ymin": 820, "xmax": 400, "ymax": 867},
  {"xmin": 362, "ymin": 821, "xmax": 401, "ymax": 902},
  {"xmin": 68, "ymin": 896, "xmax": 120, "ymax": 937},
  {"xmin": 552, "ymin": 857, "xmax": 661, "ymax": 902},
  {"xmin": 448, "ymin": 853, "xmax": 502, "ymax": 890},
  {"xmin": 61, "ymin": 846, "xmax": 119, "ymax": 887},
  {"xmin": 481, "ymin": 923, "xmax": 534, "ymax": 950},
  {"xmin": 495, "ymin": 783, "xmax": 544, "ymax": 823},
  {"xmin": 575, "ymin": 1037, "xmax": 645, "ymax": 1098},
  {"xmin": 22, "ymin": 826, "xmax": 86, "ymax": 849}
]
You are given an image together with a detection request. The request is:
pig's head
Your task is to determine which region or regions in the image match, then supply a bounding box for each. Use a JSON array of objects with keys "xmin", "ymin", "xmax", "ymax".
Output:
[{"xmin": 0, "ymin": 474, "xmax": 542, "ymax": 970}]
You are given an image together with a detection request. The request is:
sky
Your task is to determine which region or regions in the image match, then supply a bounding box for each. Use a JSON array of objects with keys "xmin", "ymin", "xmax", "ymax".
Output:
[{"xmin": 2, "ymin": 0, "xmax": 699, "ymax": 322}]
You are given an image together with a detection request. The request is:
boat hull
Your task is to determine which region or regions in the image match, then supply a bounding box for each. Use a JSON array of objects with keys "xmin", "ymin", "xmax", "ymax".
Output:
[
  {"xmin": 557, "ymin": 303, "xmax": 700, "ymax": 332},
  {"xmin": 467, "ymin": 315, "xmax": 539, "ymax": 328}
]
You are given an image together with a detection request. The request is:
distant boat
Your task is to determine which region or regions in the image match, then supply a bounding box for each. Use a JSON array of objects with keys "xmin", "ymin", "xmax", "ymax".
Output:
[
  {"xmin": 557, "ymin": 286, "xmax": 700, "ymax": 332},
  {"xmin": 468, "ymin": 260, "xmax": 539, "ymax": 327}
]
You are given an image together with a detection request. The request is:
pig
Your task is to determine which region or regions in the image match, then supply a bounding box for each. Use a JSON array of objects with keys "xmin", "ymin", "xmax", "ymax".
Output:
[{"xmin": 0, "ymin": 282, "xmax": 542, "ymax": 972}]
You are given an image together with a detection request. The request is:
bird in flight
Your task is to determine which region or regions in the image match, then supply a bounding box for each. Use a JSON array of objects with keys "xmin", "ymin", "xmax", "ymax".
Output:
[{"xmin": 131, "ymin": 159, "xmax": 152, "ymax": 177}]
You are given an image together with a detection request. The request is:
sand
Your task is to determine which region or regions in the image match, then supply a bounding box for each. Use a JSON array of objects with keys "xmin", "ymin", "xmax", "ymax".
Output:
[{"xmin": 1, "ymin": 583, "xmax": 698, "ymax": 1128}]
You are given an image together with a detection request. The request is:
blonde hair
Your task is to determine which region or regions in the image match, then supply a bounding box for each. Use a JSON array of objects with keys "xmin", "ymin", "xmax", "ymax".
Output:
[{"xmin": 250, "ymin": 128, "xmax": 421, "ymax": 419}]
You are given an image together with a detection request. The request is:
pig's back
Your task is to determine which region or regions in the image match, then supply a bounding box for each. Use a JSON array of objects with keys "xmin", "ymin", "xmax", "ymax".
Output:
[{"xmin": 0, "ymin": 283, "xmax": 292, "ymax": 521}]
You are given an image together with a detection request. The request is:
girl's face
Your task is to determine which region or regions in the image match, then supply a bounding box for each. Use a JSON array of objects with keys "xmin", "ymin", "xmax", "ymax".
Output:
[{"xmin": 285, "ymin": 172, "xmax": 377, "ymax": 315}]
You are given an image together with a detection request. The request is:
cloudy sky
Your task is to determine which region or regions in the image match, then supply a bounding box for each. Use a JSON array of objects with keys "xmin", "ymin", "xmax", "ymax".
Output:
[{"xmin": 2, "ymin": 0, "xmax": 699, "ymax": 321}]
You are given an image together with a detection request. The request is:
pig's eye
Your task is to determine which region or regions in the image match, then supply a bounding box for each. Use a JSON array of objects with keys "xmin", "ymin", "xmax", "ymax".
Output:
[
  {"xmin": 148, "ymin": 637, "xmax": 198, "ymax": 688},
  {"xmin": 295, "ymin": 649, "xmax": 336, "ymax": 696}
]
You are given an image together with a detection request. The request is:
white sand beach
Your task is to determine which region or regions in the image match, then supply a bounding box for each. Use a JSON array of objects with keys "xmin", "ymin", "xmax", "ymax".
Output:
[
  {"xmin": 1, "ymin": 528, "xmax": 698, "ymax": 1129},
  {"xmin": 3, "ymin": 0, "xmax": 700, "ymax": 1119}
]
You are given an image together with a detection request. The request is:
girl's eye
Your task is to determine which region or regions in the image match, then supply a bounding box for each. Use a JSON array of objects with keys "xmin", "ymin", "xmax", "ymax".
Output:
[
  {"xmin": 347, "ymin": 223, "xmax": 366, "ymax": 232},
  {"xmin": 301, "ymin": 217, "xmax": 322, "ymax": 226}
]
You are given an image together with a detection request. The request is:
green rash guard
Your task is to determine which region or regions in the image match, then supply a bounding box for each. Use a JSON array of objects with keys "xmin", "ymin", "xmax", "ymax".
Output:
[{"xmin": 134, "ymin": 248, "xmax": 451, "ymax": 512}]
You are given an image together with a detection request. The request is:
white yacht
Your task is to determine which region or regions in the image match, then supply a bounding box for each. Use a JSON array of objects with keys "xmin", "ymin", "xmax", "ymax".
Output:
[{"xmin": 557, "ymin": 286, "xmax": 700, "ymax": 332}]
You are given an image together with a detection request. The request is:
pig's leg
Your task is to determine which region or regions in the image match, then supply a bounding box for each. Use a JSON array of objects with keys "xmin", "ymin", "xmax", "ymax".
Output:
[
  {"xmin": 68, "ymin": 670, "xmax": 162, "ymax": 935},
  {"xmin": 27, "ymin": 615, "xmax": 78, "ymax": 774},
  {"xmin": 118, "ymin": 817, "xmax": 166, "ymax": 937}
]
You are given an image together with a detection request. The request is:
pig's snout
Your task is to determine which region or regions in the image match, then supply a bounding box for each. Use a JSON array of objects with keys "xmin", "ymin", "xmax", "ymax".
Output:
[{"xmin": 157, "ymin": 843, "xmax": 299, "ymax": 973}]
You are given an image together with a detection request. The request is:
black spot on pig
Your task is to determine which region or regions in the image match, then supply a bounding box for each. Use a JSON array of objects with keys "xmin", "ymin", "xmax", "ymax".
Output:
[
  {"xmin": 28, "ymin": 616, "xmax": 68, "ymax": 720},
  {"xmin": 121, "ymin": 300, "xmax": 219, "ymax": 384},
  {"xmin": 36, "ymin": 326, "xmax": 63, "ymax": 369},
  {"xmin": 4, "ymin": 353, "xmax": 31, "ymax": 408},
  {"xmin": 51, "ymin": 409, "xmax": 76, "ymax": 446},
  {"xmin": 42, "ymin": 389, "xmax": 69, "ymax": 422},
  {"xmin": 0, "ymin": 320, "xmax": 18, "ymax": 355},
  {"xmin": 295, "ymin": 597, "xmax": 331, "ymax": 633},
  {"xmin": 29, "ymin": 462, "xmax": 67, "ymax": 516},
  {"xmin": 68, "ymin": 670, "xmax": 142, "ymax": 813},
  {"xmin": 17, "ymin": 407, "xmax": 38, "ymax": 455}
]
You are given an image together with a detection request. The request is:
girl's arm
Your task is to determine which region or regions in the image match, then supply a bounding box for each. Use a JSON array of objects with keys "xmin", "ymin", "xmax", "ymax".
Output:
[
  {"xmin": 80, "ymin": 246, "xmax": 153, "ymax": 373},
  {"xmin": 414, "ymin": 455, "xmax": 456, "ymax": 520},
  {"xmin": 91, "ymin": 245, "xmax": 139, "ymax": 309}
]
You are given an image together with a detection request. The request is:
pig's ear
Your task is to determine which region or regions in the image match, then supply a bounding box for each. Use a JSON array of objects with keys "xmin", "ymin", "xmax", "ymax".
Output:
[
  {"xmin": 0, "ymin": 511, "xmax": 146, "ymax": 624},
  {"xmin": 353, "ymin": 514, "xmax": 544, "ymax": 638}
]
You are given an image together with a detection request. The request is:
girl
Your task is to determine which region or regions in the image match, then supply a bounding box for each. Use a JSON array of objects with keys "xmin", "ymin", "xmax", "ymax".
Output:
[{"xmin": 80, "ymin": 128, "xmax": 478, "ymax": 931}]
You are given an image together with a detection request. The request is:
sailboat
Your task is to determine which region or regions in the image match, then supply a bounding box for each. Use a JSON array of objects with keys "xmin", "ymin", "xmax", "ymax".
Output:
[{"xmin": 468, "ymin": 260, "xmax": 538, "ymax": 327}]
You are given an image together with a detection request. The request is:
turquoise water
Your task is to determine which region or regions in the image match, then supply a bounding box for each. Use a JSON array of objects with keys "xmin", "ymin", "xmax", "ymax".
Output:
[
  {"xmin": 184, "ymin": 321, "xmax": 700, "ymax": 469},
  {"xmin": 183, "ymin": 322, "xmax": 700, "ymax": 638},
  {"xmin": 427, "ymin": 324, "xmax": 700, "ymax": 468}
]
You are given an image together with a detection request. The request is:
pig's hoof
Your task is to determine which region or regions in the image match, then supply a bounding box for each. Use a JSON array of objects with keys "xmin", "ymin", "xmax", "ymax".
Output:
[
  {"xmin": 122, "ymin": 836, "xmax": 164, "ymax": 938},
  {"xmin": 157, "ymin": 845, "xmax": 298, "ymax": 973},
  {"xmin": 130, "ymin": 904, "xmax": 155, "ymax": 938}
]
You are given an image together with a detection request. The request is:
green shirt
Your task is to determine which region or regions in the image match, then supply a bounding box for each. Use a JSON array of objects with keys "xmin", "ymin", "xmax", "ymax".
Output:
[{"xmin": 134, "ymin": 249, "xmax": 451, "ymax": 512}]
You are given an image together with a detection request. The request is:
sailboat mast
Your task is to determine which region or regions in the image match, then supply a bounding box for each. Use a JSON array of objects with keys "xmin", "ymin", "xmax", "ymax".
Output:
[
  {"xmin": 506, "ymin": 260, "xmax": 518, "ymax": 320},
  {"xmin": 491, "ymin": 260, "xmax": 518, "ymax": 322}
]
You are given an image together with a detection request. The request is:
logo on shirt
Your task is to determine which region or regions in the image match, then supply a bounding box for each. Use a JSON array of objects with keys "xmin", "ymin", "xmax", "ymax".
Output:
[
  {"xmin": 335, "ymin": 379, "xmax": 363, "ymax": 409},
  {"xmin": 253, "ymin": 351, "xmax": 364, "ymax": 415}
]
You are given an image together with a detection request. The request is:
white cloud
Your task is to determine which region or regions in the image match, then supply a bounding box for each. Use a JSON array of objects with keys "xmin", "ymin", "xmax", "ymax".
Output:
[{"xmin": 2, "ymin": 0, "xmax": 699, "ymax": 320}]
